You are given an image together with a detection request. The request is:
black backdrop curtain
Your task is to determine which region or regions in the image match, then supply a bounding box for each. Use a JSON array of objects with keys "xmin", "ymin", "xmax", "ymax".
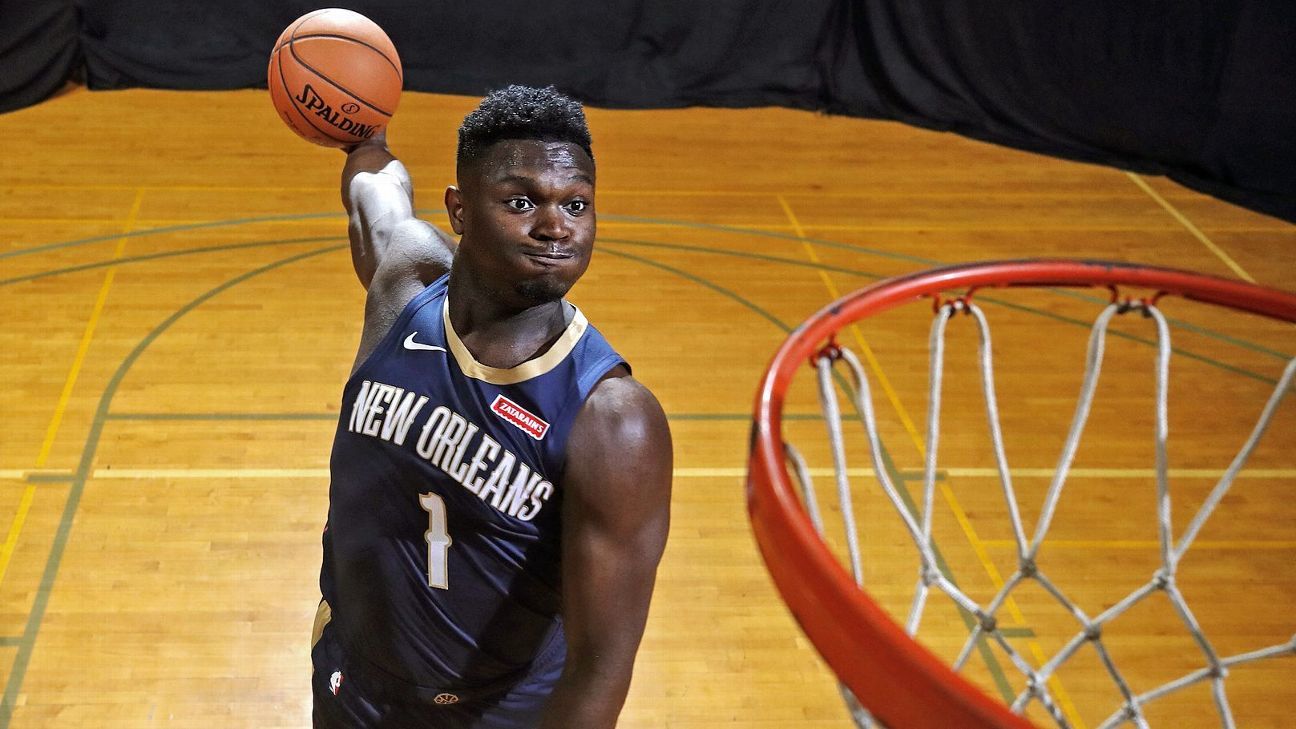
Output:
[
  {"xmin": 1, "ymin": 0, "xmax": 1292, "ymax": 222},
  {"xmin": 0, "ymin": 0, "xmax": 79, "ymax": 113},
  {"xmin": 830, "ymin": 0, "xmax": 1296, "ymax": 225}
]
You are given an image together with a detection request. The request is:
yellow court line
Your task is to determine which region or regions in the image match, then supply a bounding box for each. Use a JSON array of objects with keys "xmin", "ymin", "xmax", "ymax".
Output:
[
  {"xmin": 0, "ymin": 189, "xmax": 145, "ymax": 590},
  {"xmin": 774, "ymin": 194, "xmax": 1086, "ymax": 726},
  {"xmin": 0, "ymin": 184, "xmax": 1176, "ymax": 198},
  {"xmin": 0, "ymin": 486, "xmax": 36, "ymax": 587},
  {"xmin": 984, "ymin": 539, "xmax": 1296, "ymax": 551},
  {"xmin": 2, "ymin": 217, "xmax": 343, "ymax": 226},
  {"xmin": 91, "ymin": 468, "xmax": 330, "ymax": 479},
  {"xmin": 794, "ymin": 466, "xmax": 1296, "ymax": 480},
  {"xmin": 10, "ymin": 218, "xmax": 1282, "ymax": 234},
  {"xmin": 0, "ymin": 471, "xmax": 71, "ymax": 481},
  {"xmin": 1, "ymin": 183, "xmax": 347, "ymax": 193},
  {"xmin": 14, "ymin": 466, "xmax": 1286, "ymax": 481},
  {"xmin": 1125, "ymin": 173, "xmax": 1256, "ymax": 283},
  {"xmin": 33, "ymin": 188, "xmax": 144, "ymax": 467},
  {"xmin": 82, "ymin": 468, "xmax": 746, "ymax": 479},
  {"xmin": 940, "ymin": 467, "xmax": 1296, "ymax": 479},
  {"xmin": 11, "ymin": 469, "xmax": 1292, "ymax": 549},
  {"xmin": 775, "ymin": 195, "xmax": 925, "ymax": 445},
  {"xmin": 674, "ymin": 467, "xmax": 1296, "ymax": 479}
]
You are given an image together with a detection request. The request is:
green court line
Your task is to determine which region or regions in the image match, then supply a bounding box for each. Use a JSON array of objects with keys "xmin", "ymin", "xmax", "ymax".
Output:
[
  {"xmin": 0, "ymin": 639, "xmax": 18, "ymax": 648},
  {"xmin": 9, "ymin": 229, "xmax": 1287, "ymax": 384},
  {"xmin": 2, "ymin": 233, "xmax": 885, "ymax": 289},
  {"xmin": 601, "ymin": 239, "xmax": 1292, "ymax": 372},
  {"xmin": 606, "ymin": 239, "xmax": 1291, "ymax": 370},
  {"xmin": 104, "ymin": 411, "xmax": 825, "ymax": 422},
  {"xmin": 976, "ymin": 294, "xmax": 1292, "ymax": 379},
  {"xmin": 0, "ymin": 212, "xmax": 348, "ymax": 260},
  {"xmin": 598, "ymin": 237, "xmax": 892, "ymax": 280},
  {"xmin": 601, "ymin": 240, "xmax": 1290, "ymax": 380},
  {"xmin": 897, "ymin": 470, "xmax": 949, "ymax": 482},
  {"xmin": 0, "ymin": 244, "xmax": 346, "ymax": 726},
  {"xmin": 1049, "ymin": 287, "xmax": 1292, "ymax": 362},
  {"xmin": 22, "ymin": 473, "xmax": 75, "ymax": 484},
  {"xmin": 671, "ymin": 413, "xmax": 825, "ymax": 421},
  {"xmin": 2, "ymin": 208, "xmax": 934, "ymax": 265},
  {"xmin": 7, "ymin": 212, "xmax": 1288, "ymax": 374},
  {"xmin": 599, "ymin": 247, "xmax": 794, "ymax": 332},
  {"xmin": 591, "ymin": 213, "xmax": 937, "ymax": 265},
  {"xmin": 106, "ymin": 412, "xmax": 338, "ymax": 421},
  {"xmin": 0, "ymin": 236, "xmax": 338, "ymax": 287}
]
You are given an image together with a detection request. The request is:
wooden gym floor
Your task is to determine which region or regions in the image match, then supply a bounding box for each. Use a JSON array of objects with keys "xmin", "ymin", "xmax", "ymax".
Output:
[{"xmin": 1, "ymin": 87, "xmax": 1292, "ymax": 728}]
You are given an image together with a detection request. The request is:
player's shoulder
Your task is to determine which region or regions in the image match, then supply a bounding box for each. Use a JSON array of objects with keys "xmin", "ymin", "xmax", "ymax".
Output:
[{"xmin": 573, "ymin": 369, "xmax": 670, "ymax": 447}]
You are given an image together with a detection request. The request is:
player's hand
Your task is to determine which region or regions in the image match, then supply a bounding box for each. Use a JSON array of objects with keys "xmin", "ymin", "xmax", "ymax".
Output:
[{"xmin": 344, "ymin": 130, "xmax": 388, "ymax": 155}]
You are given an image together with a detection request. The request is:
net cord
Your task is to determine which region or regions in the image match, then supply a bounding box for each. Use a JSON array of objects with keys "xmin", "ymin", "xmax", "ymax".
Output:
[
  {"xmin": 838, "ymin": 347, "xmax": 980, "ymax": 620},
  {"xmin": 817, "ymin": 355, "xmax": 866, "ymax": 584},
  {"xmin": 1027, "ymin": 303, "xmax": 1120, "ymax": 562},
  {"xmin": 966, "ymin": 303, "xmax": 1031, "ymax": 560},
  {"xmin": 785, "ymin": 444, "xmax": 826, "ymax": 534},
  {"xmin": 788, "ymin": 400, "xmax": 881, "ymax": 729},
  {"xmin": 1172, "ymin": 356, "xmax": 1296, "ymax": 564}
]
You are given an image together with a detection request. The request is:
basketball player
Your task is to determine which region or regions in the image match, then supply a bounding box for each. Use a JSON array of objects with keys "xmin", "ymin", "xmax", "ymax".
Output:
[{"xmin": 311, "ymin": 86, "xmax": 673, "ymax": 728}]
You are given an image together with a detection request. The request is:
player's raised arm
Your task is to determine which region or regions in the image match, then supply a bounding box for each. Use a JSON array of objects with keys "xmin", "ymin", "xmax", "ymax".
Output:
[
  {"xmin": 342, "ymin": 132, "xmax": 455, "ymax": 293},
  {"xmin": 342, "ymin": 133, "xmax": 457, "ymax": 370},
  {"xmin": 541, "ymin": 372, "xmax": 673, "ymax": 728}
]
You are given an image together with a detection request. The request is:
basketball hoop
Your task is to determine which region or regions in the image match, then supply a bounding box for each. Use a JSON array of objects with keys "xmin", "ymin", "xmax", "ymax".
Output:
[{"xmin": 747, "ymin": 260, "xmax": 1296, "ymax": 728}]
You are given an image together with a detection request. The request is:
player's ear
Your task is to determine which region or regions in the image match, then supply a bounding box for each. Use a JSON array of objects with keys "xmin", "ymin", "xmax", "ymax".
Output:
[{"xmin": 445, "ymin": 185, "xmax": 465, "ymax": 235}]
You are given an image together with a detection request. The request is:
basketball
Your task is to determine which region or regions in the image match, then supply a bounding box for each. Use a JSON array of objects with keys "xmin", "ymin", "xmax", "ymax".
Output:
[{"xmin": 267, "ymin": 8, "xmax": 402, "ymax": 148}]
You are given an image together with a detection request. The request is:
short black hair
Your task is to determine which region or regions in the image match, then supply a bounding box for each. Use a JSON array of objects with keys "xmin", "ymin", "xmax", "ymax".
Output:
[{"xmin": 456, "ymin": 85, "xmax": 593, "ymax": 174}]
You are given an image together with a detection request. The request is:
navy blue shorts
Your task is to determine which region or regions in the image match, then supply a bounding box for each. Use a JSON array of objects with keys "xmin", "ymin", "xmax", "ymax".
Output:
[{"xmin": 311, "ymin": 602, "xmax": 560, "ymax": 729}]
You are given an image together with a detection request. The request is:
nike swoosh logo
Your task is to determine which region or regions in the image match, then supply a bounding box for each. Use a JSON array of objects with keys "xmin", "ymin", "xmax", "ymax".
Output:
[{"xmin": 403, "ymin": 332, "xmax": 447, "ymax": 352}]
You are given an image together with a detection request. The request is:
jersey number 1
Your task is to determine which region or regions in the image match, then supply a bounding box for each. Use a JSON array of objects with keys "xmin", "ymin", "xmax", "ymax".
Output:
[{"xmin": 420, "ymin": 492, "xmax": 452, "ymax": 589}]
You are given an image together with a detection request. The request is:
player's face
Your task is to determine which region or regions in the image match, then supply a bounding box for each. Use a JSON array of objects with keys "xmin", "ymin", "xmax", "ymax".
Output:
[{"xmin": 449, "ymin": 139, "xmax": 596, "ymax": 306}]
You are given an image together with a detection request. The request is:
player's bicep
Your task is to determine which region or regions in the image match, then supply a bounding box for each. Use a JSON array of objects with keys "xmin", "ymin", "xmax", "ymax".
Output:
[
  {"xmin": 560, "ymin": 376, "xmax": 672, "ymax": 671},
  {"xmin": 346, "ymin": 163, "xmax": 416, "ymax": 287}
]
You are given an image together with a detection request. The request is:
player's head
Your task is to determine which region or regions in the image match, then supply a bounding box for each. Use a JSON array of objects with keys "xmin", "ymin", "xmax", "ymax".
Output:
[
  {"xmin": 447, "ymin": 86, "xmax": 597, "ymax": 308},
  {"xmin": 455, "ymin": 85, "xmax": 594, "ymax": 178}
]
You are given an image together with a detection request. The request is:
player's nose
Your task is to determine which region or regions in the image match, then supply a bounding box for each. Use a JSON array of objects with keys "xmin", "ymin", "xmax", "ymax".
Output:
[{"xmin": 529, "ymin": 204, "xmax": 570, "ymax": 242}]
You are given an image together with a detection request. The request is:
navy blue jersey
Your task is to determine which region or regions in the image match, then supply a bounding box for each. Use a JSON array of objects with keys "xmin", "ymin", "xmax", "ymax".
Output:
[{"xmin": 320, "ymin": 274, "xmax": 626, "ymax": 702}]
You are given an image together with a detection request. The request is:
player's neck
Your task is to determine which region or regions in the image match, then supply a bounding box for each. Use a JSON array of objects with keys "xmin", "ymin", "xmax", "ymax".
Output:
[{"xmin": 445, "ymin": 284, "xmax": 570, "ymax": 370}]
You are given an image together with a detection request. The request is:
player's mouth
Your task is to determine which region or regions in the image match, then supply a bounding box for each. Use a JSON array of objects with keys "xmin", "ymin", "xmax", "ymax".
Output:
[{"xmin": 522, "ymin": 249, "xmax": 576, "ymax": 264}]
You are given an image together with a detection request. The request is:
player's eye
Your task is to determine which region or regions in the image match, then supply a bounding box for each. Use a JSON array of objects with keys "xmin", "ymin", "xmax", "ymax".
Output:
[
  {"xmin": 565, "ymin": 200, "xmax": 589, "ymax": 214},
  {"xmin": 506, "ymin": 198, "xmax": 534, "ymax": 211}
]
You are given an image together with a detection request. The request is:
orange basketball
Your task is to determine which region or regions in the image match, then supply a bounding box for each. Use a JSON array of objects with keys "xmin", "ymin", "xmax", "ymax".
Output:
[{"xmin": 267, "ymin": 8, "xmax": 402, "ymax": 148}]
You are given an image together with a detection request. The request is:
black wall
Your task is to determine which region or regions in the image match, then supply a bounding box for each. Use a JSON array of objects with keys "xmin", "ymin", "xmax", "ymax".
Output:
[
  {"xmin": 2, "ymin": 0, "xmax": 1292, "ymax": 222},
  {"xmin": 0, "ymin": 0, "xmax": 79, "ymax": 112}
]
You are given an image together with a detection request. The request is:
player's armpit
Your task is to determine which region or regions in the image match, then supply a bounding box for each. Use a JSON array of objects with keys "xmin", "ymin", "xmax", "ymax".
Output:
[
  {"xmin": 371, "ymin": 219, "xmax": 455, "ymax": 292},
  {"xmin": 346, "ymin": 220, "xmax": 456, "ymax": 375},
  {"xmin": 541, "ymin": 374, "xmax": 672, "ymax": 728}
]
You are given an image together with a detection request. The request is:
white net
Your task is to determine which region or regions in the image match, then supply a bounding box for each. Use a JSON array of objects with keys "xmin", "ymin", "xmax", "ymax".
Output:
[{"xmin": 786, "ymin": 298, "xmax": 1296, "ymax": 728}]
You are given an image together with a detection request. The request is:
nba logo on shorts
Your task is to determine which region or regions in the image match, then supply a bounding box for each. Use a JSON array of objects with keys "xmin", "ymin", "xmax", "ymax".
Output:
[{"xmin": 329, "ymin": 670, "xmax": 344, "ymax": 696}]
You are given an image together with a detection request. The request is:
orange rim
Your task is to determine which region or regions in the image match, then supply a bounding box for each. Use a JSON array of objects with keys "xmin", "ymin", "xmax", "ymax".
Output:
[{"xmin": 746, "ymin": 259, "xmax": 1296, "ymax": 729}]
